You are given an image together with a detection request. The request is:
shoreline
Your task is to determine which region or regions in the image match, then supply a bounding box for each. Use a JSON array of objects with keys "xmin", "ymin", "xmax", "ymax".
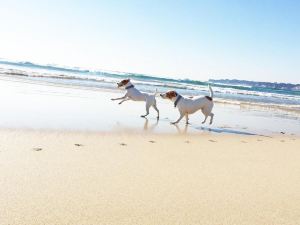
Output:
[
  {"xmin": 0, "ymin": 75, "xmax": 299, "ymax": 136},
  {"xmin": 0, "ymin": 126, "xmax": 295, "ymax": 139}
]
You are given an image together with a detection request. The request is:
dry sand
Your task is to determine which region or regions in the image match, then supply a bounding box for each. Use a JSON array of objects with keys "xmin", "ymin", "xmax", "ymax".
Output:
[{"xmin": 1, "ymin": 129, "xmax": 300, "ymax": 225}]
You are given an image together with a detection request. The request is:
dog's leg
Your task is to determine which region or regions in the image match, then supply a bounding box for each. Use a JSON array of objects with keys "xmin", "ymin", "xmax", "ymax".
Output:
[
  {"xmin": 185, "ymin": 114, "xmax": 190, "ymax": 124},
  {"xmin": 171, "ymin": 112, "xmax": 184, "ymax": 124},
  {"xmin": 209, "ymin": 113, "xmax": 214, "ymax": 125},
  {"xmin": 202, "ymin": 115, "xmax": 208, "ymax": 124},
  {"xmin": 118, "ymin": 98, "xmax": 129, "ymax": 105},
  {"xmin": 141, "ymin": 103, "xmax": 150, "ymax": 118},
  {"xmin": 111, "ymin": 94, "xmax": 127, "ymax": 101},
  {"xmin": 152, "ymin": 104, "xmax": 160, "ymax": 119}
]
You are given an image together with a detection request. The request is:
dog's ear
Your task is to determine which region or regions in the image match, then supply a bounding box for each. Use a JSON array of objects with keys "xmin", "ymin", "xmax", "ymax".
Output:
[
  {"xmin": 166, "ymin": 91, "xmax": 177, "ymax": 99},
  {"xmin": 170, "ymin": 91, "xmax": 177, "ymax": 98}
]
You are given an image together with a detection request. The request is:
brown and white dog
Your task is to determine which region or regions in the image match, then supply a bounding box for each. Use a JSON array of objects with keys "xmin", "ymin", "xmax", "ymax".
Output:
[
  {"xmin": 111, "ymin": 79, "xmax": 159, "ymax": 119},
  {"xmin": 160, "ymin": 85, "xmax": 214, "ymax": 125}
]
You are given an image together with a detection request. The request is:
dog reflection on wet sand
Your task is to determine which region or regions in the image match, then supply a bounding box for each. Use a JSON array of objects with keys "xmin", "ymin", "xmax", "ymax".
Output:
[{"xmin": 143, "ymin": 118, "xmax": 159, "ymax": 131}]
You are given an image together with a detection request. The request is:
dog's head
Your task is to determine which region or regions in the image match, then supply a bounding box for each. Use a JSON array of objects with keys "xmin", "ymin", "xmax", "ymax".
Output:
[
  {"xmin": 117, "ymin": 79, "xmax": 131, "ymax": 88},
  {"xmin": 160, "ymin": 91, "xmax": 178, "ymax": 100}
]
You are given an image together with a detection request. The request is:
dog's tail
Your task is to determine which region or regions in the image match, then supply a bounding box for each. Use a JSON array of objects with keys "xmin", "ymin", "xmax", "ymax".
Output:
[
  {"xmin": 153, "ymin": 88, "xmax": 158, "ymax": 97},
  {"xmin": 208, "ymin": 84, "xmax": 214, "ymax": 99}
]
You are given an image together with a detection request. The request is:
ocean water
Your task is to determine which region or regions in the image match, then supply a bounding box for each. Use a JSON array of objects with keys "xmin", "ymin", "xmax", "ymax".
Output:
[{"xmin": 1, "ymin": 59, "xmax": 300, "ymax": 116}]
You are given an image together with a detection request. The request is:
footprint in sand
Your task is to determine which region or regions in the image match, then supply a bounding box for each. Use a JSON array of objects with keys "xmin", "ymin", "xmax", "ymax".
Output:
[
  {"xmin": 185, "ymin": 140, "xmax": 190, "ymax": 144},
  {"xmin": 257, "ymin": 139, "xmax": 263, "ymax": 142},
  {"xmin": 149, "ymin": 140, "xmax": 156, "ymax": 143},
  {"xmin": 120, "ymin": 143, "xmax": 127, "ymax": 146},
  {"xmin": 209, "ymin": 140, "xmax": 217, "ymax": 143},
  {"xmin": 241, "ymin": 141, "xmax": 247, "ymax": 143},
  {"xmin": 32, "ymin": 148, "xmax": 42, "ymax": 151},
  {"xmin": 280, "ymin": 140, "xmax": 285, "ymax": 142},
  {"xmin": 74, "ymin": 144, "xmax": 83, "ymax": 147}
]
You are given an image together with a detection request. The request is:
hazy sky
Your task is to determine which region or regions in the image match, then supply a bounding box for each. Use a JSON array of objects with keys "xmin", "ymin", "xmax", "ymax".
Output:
[{"xmin": 0, "ymin": 0, "xmax": 299, "ymax": 83}]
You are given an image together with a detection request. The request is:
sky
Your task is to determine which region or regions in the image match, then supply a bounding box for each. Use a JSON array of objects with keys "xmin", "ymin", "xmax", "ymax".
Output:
[{"xmin": 0, "ymin": 0, "xmax": 299, "ymax": 83}]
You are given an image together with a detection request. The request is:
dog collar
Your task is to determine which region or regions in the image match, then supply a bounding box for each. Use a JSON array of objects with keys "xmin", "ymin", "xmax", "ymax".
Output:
[
  {"xmin": 174, "ymin": 95, "xmax": 182, "ymax": 108},
  {"xmin": 125, "ymin": 85, "xmax": 134, "ymax": 90}
]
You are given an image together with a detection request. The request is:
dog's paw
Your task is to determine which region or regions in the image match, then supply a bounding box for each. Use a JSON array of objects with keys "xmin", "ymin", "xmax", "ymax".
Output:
[{"xmin": 170, "ymin": 122, "xmax": 177, "ymax": 125}]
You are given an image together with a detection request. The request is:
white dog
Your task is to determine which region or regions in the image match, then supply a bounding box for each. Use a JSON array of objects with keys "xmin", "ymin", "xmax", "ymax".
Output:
[
  {"xmin": 160, "ymin": 85, "xmax": 214, "ymax": 125},
  {"xmin": 111, "ymin": 79, "xmax": 160, "ymax": 119}
]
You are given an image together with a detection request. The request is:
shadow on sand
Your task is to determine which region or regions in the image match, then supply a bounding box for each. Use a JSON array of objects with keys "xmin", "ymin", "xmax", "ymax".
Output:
[
  {"xmin": 194, "ymin": 126, "xmax": 257, "ymax": 135},
  {"xmin": 173, "ymin": 123, "xmax": 271, "ymax": 137}
]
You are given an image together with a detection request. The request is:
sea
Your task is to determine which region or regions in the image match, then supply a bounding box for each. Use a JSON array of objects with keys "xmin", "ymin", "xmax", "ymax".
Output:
[{"xmin": 1, "ymin": 59, "xmax": 300, "ymax": 116}]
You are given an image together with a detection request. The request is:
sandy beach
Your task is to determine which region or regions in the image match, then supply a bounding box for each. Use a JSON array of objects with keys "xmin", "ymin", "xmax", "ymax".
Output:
[
  {"xmin": 2, "ymin": 1, "xmax": 300, "ymax": 224},
  {"xmin": 1, "ymin": 129, "xmax": 300, "ymax": 225},
  {"xmin": 1, "ymin": 76, "xmax": 300, "ymax": 225}
]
